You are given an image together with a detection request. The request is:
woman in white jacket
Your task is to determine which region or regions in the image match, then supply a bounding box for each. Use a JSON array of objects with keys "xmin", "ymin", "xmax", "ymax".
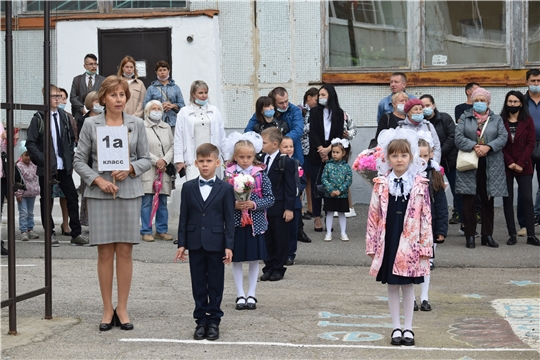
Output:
[{"xmin": 174, "ymin": 80, "xmax": 228, "ymax": 180}]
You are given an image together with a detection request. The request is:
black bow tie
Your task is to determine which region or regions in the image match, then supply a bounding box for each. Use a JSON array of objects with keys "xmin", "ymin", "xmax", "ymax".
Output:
[
  {"xmin": 394, "ymin": 178, "xmax": 404, "ymax": 194},
  {"xmin": 199, "ymin": 179, "xmax": 215, "ymax": 187}
]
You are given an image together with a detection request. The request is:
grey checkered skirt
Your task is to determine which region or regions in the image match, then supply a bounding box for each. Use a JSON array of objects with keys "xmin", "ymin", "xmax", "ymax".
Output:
[{"xmin": 87, "ymin": 197, "xmax": 142, "ymax": 245}]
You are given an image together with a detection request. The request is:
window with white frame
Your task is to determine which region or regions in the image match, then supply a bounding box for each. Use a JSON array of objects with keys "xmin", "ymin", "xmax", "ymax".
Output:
[{"xmin": 22, "ymin": 0, "xmax": 187, "ymax": 13}]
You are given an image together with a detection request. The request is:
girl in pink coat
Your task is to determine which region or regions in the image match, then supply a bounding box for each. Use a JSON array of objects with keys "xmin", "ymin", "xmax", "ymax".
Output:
[{"xmin": 365, "ymin": 128, "xmax": 433, "ymax": 347}]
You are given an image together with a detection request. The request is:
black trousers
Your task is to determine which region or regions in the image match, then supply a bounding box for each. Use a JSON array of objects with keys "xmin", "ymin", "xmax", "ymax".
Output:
[
  {"xmin": 309, "ymin": 162, "xmax": 325, "ymax": 217},
  {"xmin": 462, "ymin": 158, "xmax": 494, "ymax": 237},
  {"xmin": 38, "ymin": 170, "xmax": 81, "ymax": 237},
  {"xmin": 188, "ymin": 248, "xmax": 225, "ymax": 326},
  {"xmin": 263, "ymin": 215, "xmax": 290, "ymax": 276},
  {"xmin": 503, "ymin": 173, "xmax": 535, "ymax": 237}
]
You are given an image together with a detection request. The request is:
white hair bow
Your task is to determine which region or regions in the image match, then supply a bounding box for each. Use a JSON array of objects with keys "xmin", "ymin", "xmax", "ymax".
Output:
[
  {"xmin": 224, "ymin": 131, "xmax": 264, "ymax": 158},
  {"xmin": 331, "ymin": 138, "xmax": 350, "ymax": 148}
]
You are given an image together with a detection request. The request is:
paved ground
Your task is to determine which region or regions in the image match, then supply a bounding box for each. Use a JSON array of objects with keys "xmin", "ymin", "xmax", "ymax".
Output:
[{"xmin": 1, "ymin": 203, "xmax": 539, "ymax": 359}]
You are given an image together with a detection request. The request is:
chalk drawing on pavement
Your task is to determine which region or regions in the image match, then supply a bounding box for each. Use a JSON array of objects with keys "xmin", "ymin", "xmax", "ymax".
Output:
[
  {"xmin": 318, "ymin": 312, "xmax": 389, "ymax": 342},
  {"xmin": 463, "ymin": 294, "xmax": 483, "ymax": 299},
  {"xmin": 492, "ymin": 298, "xmax": 540, "ymax": 350},
  {"xmin": 318, "ymin": 331, "xmax": 383, "ymax": 342},
  {"xmin": 507, "ymin": 280, "xmax": 540, "ymax": 287},
  {"xmin": 319, "ymin": 312, "xmax": 389, "ymax": 319},
  {"xmin": 448, "ymin": 317, "xmax": 525, "ymax": 348}
]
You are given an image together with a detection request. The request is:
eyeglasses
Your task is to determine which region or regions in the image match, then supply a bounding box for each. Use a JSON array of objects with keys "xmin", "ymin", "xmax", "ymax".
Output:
[
  {"xmin": 50, "ymin": 94, "xmax": 62, "ymax": 99},
  {"xmin": 507, "ymin": 100, "xmax": 521, "ymax": 105},
  {"xmin": 85, "ymin": 62, "xmax": 98, "ymax": 67}
]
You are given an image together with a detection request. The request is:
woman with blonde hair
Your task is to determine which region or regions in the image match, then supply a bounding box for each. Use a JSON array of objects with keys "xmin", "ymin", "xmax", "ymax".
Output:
[{"xmin": 117, "ymin": 55, "xmax": 146, "ymax": 118}]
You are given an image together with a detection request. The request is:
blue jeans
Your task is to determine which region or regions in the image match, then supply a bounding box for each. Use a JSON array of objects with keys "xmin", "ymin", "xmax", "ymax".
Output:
[
  {"xmin": 18, "ymin": 197, "xmax": 36, "ymax": 232},
  {"xmin": 140, "ymin": 194, "xmax": 169, "ymax": 235}
]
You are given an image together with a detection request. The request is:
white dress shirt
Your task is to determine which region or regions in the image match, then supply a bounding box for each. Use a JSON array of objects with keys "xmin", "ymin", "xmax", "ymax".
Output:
[
  {"xmin": 51, "ymin": 111, "xmax": 64, "ymax": 170},
  {"xmin": 323, "ymin": 108, "xmax": 332, "ymax": 141},
  {"xmin": 199, "ymin": 175, "xmax": 216, "ymax": 201},
  {"xmin": 265, "ymin": 150, "xmax": 279, "ymax": 172}
]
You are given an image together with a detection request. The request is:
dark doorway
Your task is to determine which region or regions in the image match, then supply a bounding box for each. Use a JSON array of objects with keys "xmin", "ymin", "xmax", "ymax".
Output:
[{"xmin": 98, "ymin": 28, "xmax": 172, "ymax": 88}]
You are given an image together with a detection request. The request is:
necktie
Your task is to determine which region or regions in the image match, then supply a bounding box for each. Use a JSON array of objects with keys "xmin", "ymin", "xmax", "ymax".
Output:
[
  {"xmin": 199, "ymin": 179, "xmax": 215, "ymax": 187},
  {"xmin": 394, "ymin": 178, "xmax": 403, "ymax": 195},
  {"xmin": 53, "ymin": 113, "xmax": 63, "ymax": 158},
  {"xmin": 265, "ymin": 156, "xmax": 271, "ymax": 173},
  {"xmin": 88, "ymin": 76, "xmax": 93, "ymax": 89}
]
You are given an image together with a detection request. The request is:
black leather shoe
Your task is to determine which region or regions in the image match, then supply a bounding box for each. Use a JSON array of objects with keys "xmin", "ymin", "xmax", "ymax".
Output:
[
  {"xmin": 297, "ymin": 230, "xmax": 312, "ymax": 243},
  {"xmin": 193, "ymin": 325, "xmax": 206, "ymax": 340},
  {"xmin": 420, "ymin": 300, "xmax": 432, "ymax": 311},
  {"xmin": 99, "ymin": 311, "xmax": 115, "ymax": 331},
  {"xmin": 1, "ymin": 241, "xmax": 8, "ymax": 256},
  {"xmin": 260, "ymin": 272, "xmax": 272, "ymax": 281},
  {"xmin": 286, "ymin": 258, "xmax": 294, "ymax": 266},
  {"xmin": 113, "ymin": 309, "xmax": 134, "ymax": 330},
  {"xmin": 527, "ymin": 236, "xmax": 540, "ymax": 246},
  {"xmin": 390, "ymin": 328, "xmax": 402, "ymax": 346},
  {"xmin": 302, "ymin": 212, "xmax": 312, "ymax": 220},
  {"xmin": 246, "ymin": 296, "xmax": 257, "ymax": 310},
  {"xmin": 235, "ymin": 296, "xmax": 247, "ymax": 310},
  {"xmin": 401, "ymin": 329, "xmax": 415, "ymax": 346},
  {"xmin": 269, "ymin": 273, "xmax": 283, "ymax": 281},
  {"xmin": 206, "ymin": 323, "xmax": 219, "ymax": 341},
  {"xmin": 481, "ymin": 235, "xmax": 499, "ymax": 248},
  {"xmin": 506, "ymin": 235, "xmax": 517, "ymax": 245},
  {"xmin": 465, "ymin": 236, "xmax": 475, "ymax": 249},
  {"xmin": 413, "ymin": 300, "xmax": 418, "ymax": 311}
]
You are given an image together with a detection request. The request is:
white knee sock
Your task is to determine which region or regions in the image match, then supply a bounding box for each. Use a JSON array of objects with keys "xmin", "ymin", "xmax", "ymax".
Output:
[
  {"xmin": 232, "ymin": 262, "xmax": 245, "ymax": 299},
  {"xmin": 401, "ymin": 284, "xmax": 415, "ymax": 332},
  {"xmin": 326, "ymin": 212, "xmax": 333, "ymax": 236},
  {"xmin": 387, "ymin": 284, "xmax": 402, "ymax": 329},
  {"xmin": 338, "ymin": 213, "xmax": 346, "ymax": 235},
  {"xmin": 247, "ymin": 261, "xmax": 259, "ymax": 299},
  {"xmin": 420, "ymin": 275, "xmax": 430, "ymax": 302}
]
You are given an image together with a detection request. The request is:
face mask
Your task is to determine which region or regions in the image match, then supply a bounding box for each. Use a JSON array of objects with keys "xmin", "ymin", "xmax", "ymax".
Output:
[
  {"xmin": 529, "ymin": 85, "xmax": 540, "ymax": 94},
  {"xmin": 58, "ymin": 103, "xmax": 66, "ymax": 110},
  {"xmin": 123, "ymin": 73, "xmax": 134, "ymax": 78},
  {"xmin": 157, "ymin": 74, "xmax": 169, "ymax": 81},
  {"xmin": 93, "ymin": 104, "xmax": 104, "ymax": 114},
  {"xmin": 149, "ymin": 111, "xmax": 162, "ymax": 121},
  {"xmin": 473, "ymin": 102, "xmax": 488, "ymax": 113},
  {"xmin": 506, "ymin": 105, "xmax": 521, "ymax": 114},
  {"xmin": 263, "ymin": 109, "xmax": 275, "ymax": 118},
  {"xmin": 195, "ymin": 98, "xmax": 208, "ymax": 106},
  {"xmin": 85, "ymin": 69, "xmax": 96, "ymax": 76},
  {"xmin": 319, "ymin": 98, "xmax": 328, "ymax": 106},
  {"xmin": 396, "ymin": 104, "xmax": 405, "ymax": 114},
  {"xmin": 276, "ymin": 105, "xmax": 289, "ymax": 113},
  {"xmin": 410, "ymin": 114, "xmax": 424, "ymax": 123},
  {"xmin": 423, "ymin": 107, "xmax": 433, "ymax": 117}
]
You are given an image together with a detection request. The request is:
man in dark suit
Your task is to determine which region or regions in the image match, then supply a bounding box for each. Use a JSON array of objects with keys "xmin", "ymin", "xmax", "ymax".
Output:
[
  {"xmin": 175, "ymin": 143, "xmax": 235, "ymax": 341},
  {"xmin": 69, "ymin": 54, "xmax": 106, "ymax": 124},
  {"xmin": 26, "ymin": 85, "xmax": 88, "ymax": 246},
  {"xmin": 260, "ymin": 128, "xmax": 296, "ymax": 282}
]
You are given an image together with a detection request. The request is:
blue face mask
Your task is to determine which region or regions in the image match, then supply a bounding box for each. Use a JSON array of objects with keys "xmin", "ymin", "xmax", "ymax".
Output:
[
  {"xmin": 473, "ymin": 102, "xmax": 488, "ymax": 113},
  {"xmin": 423, "ymin": 107, "xmax": 433, "ymax": 117},
  {"xmin": 410, "ymin": 114, "xmax": 424, "ymax": 123},
  {"xmin": 123, "ymin": 73, "xmax": 134, "ymax": 78},
  {"xmin": 263, "ymin": 109, "xmax": 275, "ymax": 118},
  {"xmin": 195, "ymin": 99, "xmax": 208, "ymax": 106},
  {"xmin": 276, "ymin": 105, "xmax": 289, "ymax": 113},
  {"xmin": 58, "ymin": 103, "xmax": 66, "ymax": 110},
  {"xmin": 530, "ymin": 85, "xmax": 540, "ymax": 94}
]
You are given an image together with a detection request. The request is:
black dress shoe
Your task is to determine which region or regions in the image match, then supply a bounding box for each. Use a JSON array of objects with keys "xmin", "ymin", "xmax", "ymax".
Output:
[
  {"xmin": 506, "ymin": 235, "xmax": 517, "ymax": 245},
  {"xmin": 206, "ymin": 323, "xmax": 219, "ymax": 341},
  {"xmin": 1, "ymin": 242, "xmax": 8, "ymax": 256},
  {"xmin": 390, "ymin": 328, "xmax": 402, "ymax": 346},
  {"xmin": 302, "ymin": 212, "xmax": 312, "ymax": 220},
  {"xmin": 260, "ymin": 272, "xmax": 272, "ymax": 281},
  {"xmin": 465, "ymin": 236, "xmax": 475, "ymax": 249},
  {"xmin": 401, "ymin": 329, "xmax": 415, "ymax": 346},
  {"xmin": 527, "ymin": 236, "xmax": 540, "ymax": 246},
  {"xmin": 481, "ymin": 235, "xmax": 499, "ymax": 248},
  {"xmin": 246, "ymin": 296, "xmax": 257, "ymax": 310},
  {"xmin": 420, "ymin": 300, "xmax": 432, "ymax": 311},
  {"xmin": 286, "ymin": 258, "xmax": 294, "ymax": 266},
  {"xmin": 235, "ymin": 296, "xmax": 247, "ymax": 310},
  {"xmin": 113, "ymin": 309, "xmax": 134, "ymax": 330},
  {"xmin": 297, "ymin": 230, "xmax": 312, "ymax": 243},
  {"xmin": 314, "ymin": 227, "xmax": 323, "ymax": 232},
  {"xmin": 193, "ymin": 325, "xmax": 206, "ymax": 340},
  {"xmin": 413, "ymin": 300, "xmax": 418, "ymax": 311},
  {"xmin": 99, "ymin": 311, "xmax": 115, "ymax": 331},
  {"xmin": 269, "ymin": 273, "xmax": 283, "ymax": 281}
]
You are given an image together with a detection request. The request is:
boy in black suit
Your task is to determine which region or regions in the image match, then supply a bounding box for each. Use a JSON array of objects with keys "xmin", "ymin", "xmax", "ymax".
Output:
[
  {"xmin": 175, "ymin": 143, "xmax": 235, "ymax": 341},
  {"xmin": 260, "ymin": 128, "xmax": 296, "ymax": 282}
]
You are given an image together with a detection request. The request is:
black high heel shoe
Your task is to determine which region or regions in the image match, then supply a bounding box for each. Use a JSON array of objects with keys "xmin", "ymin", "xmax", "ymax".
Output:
[
  {"xmin": 114, "ymin": 308, "xmax": 134, "ymax": 330},
  {"xmin": 481, "ymin": 235, "xmax": 499, "ymax": 248},
  {"xmin": 99, "ymin": 310, "xmax": 115, "ymax": 331}
]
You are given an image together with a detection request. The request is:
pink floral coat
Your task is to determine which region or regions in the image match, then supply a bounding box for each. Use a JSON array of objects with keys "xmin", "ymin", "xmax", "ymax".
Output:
[{"xmin": 365, "ymin": 174, "xmax": 433, "ymax": 278}]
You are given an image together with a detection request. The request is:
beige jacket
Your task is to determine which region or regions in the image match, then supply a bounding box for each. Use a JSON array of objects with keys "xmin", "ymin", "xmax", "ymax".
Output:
[
  {"xmin": 124, "ymin": 79, "xmax": 147, "ymax": 118},
  {"xmin": 140, "ymin": 117, "xmax": 174, "ymax": 196}
]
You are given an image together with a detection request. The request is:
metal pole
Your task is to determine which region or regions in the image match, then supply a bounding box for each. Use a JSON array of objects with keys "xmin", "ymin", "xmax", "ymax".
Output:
[
  {"xmin": 43, "ymin": 0, "xmax": 53, "ymax": 320},
  {"xmin": 4, "ymin": 0, "xmax": 17, "ymax": 335}
]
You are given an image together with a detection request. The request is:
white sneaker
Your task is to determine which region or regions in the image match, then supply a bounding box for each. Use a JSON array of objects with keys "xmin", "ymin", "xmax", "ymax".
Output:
[
  {"xmin": 340, "ymin": 234, "xmax": 349, "ymax": 241},
  {"xmin": 345, "ymin": 208, "xmax": 356, "ymax": 218},
  {"xmin": 27, "ymin": 230, "xmax": 39, "ymax": 239},
  {"xmin": 333, "ymin": 212, "xmax": 338, "ymax": 217},
  {"xmin": 517, "ymin": 227, "xmax": 527, "ymax": 237},
  {"xmin": 324, "ymin": 234, "xmax": 332, "ymax": 242},
  {"xmin": 21, "ymin": 232, "xmax": 29, "ymax": 241}
]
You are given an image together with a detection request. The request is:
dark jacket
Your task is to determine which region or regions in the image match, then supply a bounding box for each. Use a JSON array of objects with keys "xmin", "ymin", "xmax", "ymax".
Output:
[
  {"xmin": 266, "ymin": 152, "xmax": 296, "ymax": 216},
  {"xmin": 502, "ymin": 116, "xmax": 536, "ymax": 176},
  {"xmin": 427, "ymin": 110, "xmax": 457, "ymax": 170},
  {"xmin": 26, "ymin": 109, "xmax": 76, "ymax": 176},
  {"xmin": 369, "ymin": 112, "xmax": 403, "ymax": 149},
  {"xmin": 252, "ymin": 117, "xmax": 290, "ymax": 135},
  {"xmin": 426, "ymin": 163, "xmax": 448, "ymax": 238},
  {"xmin": 308, "ymin": 105, "xmax": 344, "ymax": 165},
  {"xmin": 69, "ymin": 73, "xmax": 106, "ymax": 119}
]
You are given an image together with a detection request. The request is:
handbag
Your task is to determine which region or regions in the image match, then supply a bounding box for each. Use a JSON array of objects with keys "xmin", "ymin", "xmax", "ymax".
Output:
[
  {"xmin": 456, "ymin": 117, "xmax": 490, "ymax": 172},
  {"xmin": 314, "ymin": 164, "xmax": 326, "ymax": 199},
  {"xmin": 532, "ymin": 140, "xmax": 540, "ymax": 162}
]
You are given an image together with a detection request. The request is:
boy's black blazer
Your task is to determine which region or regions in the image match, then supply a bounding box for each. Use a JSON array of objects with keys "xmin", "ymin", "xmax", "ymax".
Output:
[
  {"xmin": 177, "ymin": 177, "xmax": 235, "ymax": 252},
  {"xmin": 266, "ymin": 153, "xmax": 296, "ymax": 217}
]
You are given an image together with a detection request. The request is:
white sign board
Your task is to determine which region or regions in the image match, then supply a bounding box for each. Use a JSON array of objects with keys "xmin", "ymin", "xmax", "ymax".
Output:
[
  {"xmin": 432, "ymin": 55, "xmax": 448, "ymax": 66},
  {"xmin": 136, "ymin": 60, "xmax": 146, "ymax": 78},
  {"xmin": 96, "ymin": 126, "xmax": 130, "ymax": 171}
]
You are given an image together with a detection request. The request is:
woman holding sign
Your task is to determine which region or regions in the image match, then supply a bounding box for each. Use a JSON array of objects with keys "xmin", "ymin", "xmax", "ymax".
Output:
[{"xmin": 74, "ymin": 76, "xmax": 151, "ymax": 332}]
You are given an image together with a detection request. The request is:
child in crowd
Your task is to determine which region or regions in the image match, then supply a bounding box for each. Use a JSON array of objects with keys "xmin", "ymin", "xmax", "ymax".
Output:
[
  {"xmin": 175, "ymin": 143, "xmax": 235, "ymax": 341},
  {"xmin": 366, "ymin": 128, "xmax": 433, "ymax": 346},
  {"xmin": 252, "ymin": 96, "xmax": 289, "ymax": 135},
  {"xmin": 321, "ymin": 138, "xmax": 352, "ymax": 241},
  {"xmin": 414, "ymin": 136, "xmax": 448, "ymax": 312},
  {"xmin": 224, "ymin": 132, "xmax": 275, "ymax": 310},
  {"xmin": 279, "ymin": 136, "xmax": 307, "ymax": 265},
  {"xmin": 259, "ymin": 128, "xmax": 296, "ymax": 282},
  {"xmin": 15, "ymin": 141, "xmax": 40, "ymax": 241}
]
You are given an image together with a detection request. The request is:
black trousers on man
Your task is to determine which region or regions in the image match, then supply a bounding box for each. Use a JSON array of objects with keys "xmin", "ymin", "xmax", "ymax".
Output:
[
  {"xmin": 263, "ymin": 215, "xmax": 290, "ymax": 276},
  {"xmin": 39, "ymin": 169, "xmax": 81, "ymax": 237}
]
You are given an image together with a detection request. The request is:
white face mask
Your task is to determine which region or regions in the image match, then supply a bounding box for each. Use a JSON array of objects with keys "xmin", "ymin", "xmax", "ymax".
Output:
[
  {"xmin": 319, "ymin": 98, "xmax": 328, "ymax": 106},
  {"xmin": 149, "ymin": 111, "xmax": 162, "ymax": 121},
  {"xmin": 93, "ymin": 104, "xmax": 104, "ymax": 114},
  {"xmin": 396, "ymin": 104, "xmax": 405, "ymax": 114}
]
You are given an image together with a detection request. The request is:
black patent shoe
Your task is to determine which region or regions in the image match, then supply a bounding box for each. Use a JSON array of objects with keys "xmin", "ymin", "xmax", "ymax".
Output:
[
  {"xmin": 401, "ymin": 329, "xmax": 415, "ymax": 346},
  {"xmin": 245, "ymin": 296, "xmax": 257, "ymax": 310},
  {"xmin": 235, "ymin": 296, "xmax": 247, "ymax": 310},
  {"xmin": 206, "ymin": 323, "xmax": 219, "ymax": 341},
  {"xmin": 390, "ymin": 328, "xmax": 402, "ymax": 346},
  {"xmin": 465, "ymin": 236, "xmax": 475, "ymax": 249},
  {"xmin": 193, "ymin": 325, "xmax": 206, "ymax": 340},
  {"xmin": 527, "ymin": 236, "xmax": 540, "ymax": 246},
  {"xmin": 99, "ymin": 310, "xmax": 115, "ymax": 331},
  {"xmin": 506, "ymin": 235, "xmax": 517, "ymax": 245},
  {"xmin": 297, "ymin": 230, "xmax": 312, "ymax": 243},
  {"xmin": 481, "ymin": 235, "xmax": 499, "ymax": 248},
  {"xmin": 114, "ymin": 309, "xmax": 134, "ymax": 330}
]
